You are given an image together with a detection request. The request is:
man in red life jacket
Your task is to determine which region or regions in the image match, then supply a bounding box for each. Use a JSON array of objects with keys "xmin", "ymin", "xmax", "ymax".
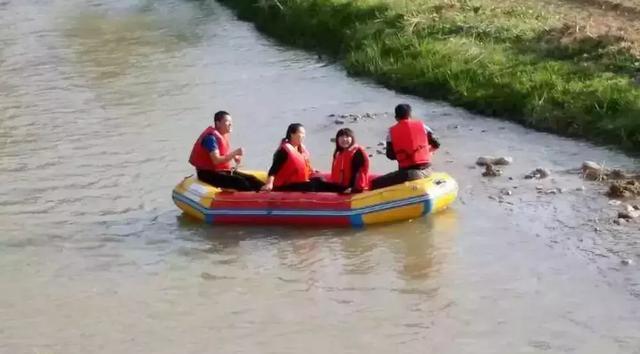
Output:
[
  {"xmin": 370, "ymin": 103, "xmax": 440, "ymax": 190},
  {"xmin": 189, "ymin": 111, "xmax": 264, "ymax": 191}
]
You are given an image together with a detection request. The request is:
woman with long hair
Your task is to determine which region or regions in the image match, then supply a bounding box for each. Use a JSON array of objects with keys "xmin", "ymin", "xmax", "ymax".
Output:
[{"xmin": 261, "ymin": 123, "xmax": 344, "ymax": 192}]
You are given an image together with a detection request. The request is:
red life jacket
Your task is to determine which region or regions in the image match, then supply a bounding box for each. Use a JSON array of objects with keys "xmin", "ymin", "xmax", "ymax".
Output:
[
  {"xmin": 188, "ymin": 127, "xmax": 232, "ymax": 171},
  {"xmin": 330, "ymin": 144, "xmax": 369, "ymax": 190},
  {"xmin": 274, "ymin": 142, "xmax": 311, "ymax": 187},
  {"xmin": 389, "ymin": 119, "xmax": 430, "ymax": 169}
]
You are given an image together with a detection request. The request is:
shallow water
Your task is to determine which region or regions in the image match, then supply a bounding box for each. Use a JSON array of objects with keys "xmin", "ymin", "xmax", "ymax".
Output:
[{"xmin": 1, "ymin": 1, "xmax": 639, "ymax": 353}]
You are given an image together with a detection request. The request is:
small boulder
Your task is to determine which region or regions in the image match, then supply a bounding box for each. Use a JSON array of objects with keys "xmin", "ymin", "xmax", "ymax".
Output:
[
  {"xmin": 525, "ymin": 168, "xmax": 551, "ymax": 179},
  {"xmin": 618, "ymin": 210, "xmax": 640, "ymax": 219},
  {"xmin": 621, "ymin": 259, "xmax": 634, "ymax": 266},
  {"xmin": 375, "ymin": 149, "xmax": 385, "ymax": 155},
  {"xmin": 607, "ymin": 183, "xmax": 632, "ymax": 198},
  {"xmin": 582, "ymin": 161, "xmax": 602, "ymax": 170},
  {"xmin": 482, "ymin": 164, "xmax": 502, "ymax": 177},
  {"xmin": 377, "ymin": 141, "xmax": 385, "ymax": 146},
  {"xmin": 476, "ymin": 156, "xmax": 493, "ymax": 166},
  {"xmin": 330, "ymin": 137, "xmax": 336, "ymax": 143},
  {"xmin": 334, "ymin": 119, "xmax": 345, "ymax": 125},
  {"xmin": 493, "ymin": 157, "xmax": 513, "ymax": 165},
  {"xmin": 582, "ymin": 161, "xmax": 605, "ymax": 180},
  {"xmin": 609, "ymin": 169, "xmax": 628, "ymax": 180},
  {"xmin": 476, "ymin": 156, "xmax": 512, "ymax": 166},
  {"xmin": 536, "ymin": 168, "xmax": 551, "ymax": 179}
]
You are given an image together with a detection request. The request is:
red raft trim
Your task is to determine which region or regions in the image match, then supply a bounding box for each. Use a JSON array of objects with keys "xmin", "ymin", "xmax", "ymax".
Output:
[
  {"xmin": 210, "ymin": 191, "xmax": 352, "ymax": 211},
  {"xmin": 213, "ymin": 215, "xmax": 352, "ymax": 226}
]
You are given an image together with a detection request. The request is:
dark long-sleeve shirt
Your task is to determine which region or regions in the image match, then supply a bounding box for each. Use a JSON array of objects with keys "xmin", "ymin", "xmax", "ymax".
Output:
[
  {"xmin": 268, "ymin": 147, "xmax": 288, "ymax": 177},
  {"xmin": 345, "ymin": 148, "xmax": 366, "ymax": 190},
  {"xmin": 270, "ymin": 147, "xmax": 366, "ymax": 190}
]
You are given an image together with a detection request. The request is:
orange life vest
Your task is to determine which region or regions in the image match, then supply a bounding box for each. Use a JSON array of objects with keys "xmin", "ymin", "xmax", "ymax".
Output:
[
  {"xmin": 330, "ymin": 144, "xmax": 369, "ymax": 190},
  {"xmin": 273, "ymin": 142, "xmax": 312, "ymax": 187},
  {"xmin": 189, "ymin": 127, "xmax": 232, "ymax": 171},
  {"xmin": 389, "ymin": 119, "xmax": 430, "ymax": 169}
]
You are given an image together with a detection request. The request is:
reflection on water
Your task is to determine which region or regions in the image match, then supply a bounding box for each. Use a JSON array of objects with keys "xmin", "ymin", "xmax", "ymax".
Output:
[
  {"xmin": 170, "ymin": 205, "xmax": 460, "ymax": 302},
  {"xmin": 176, "ymin": 209, "xmax": 458, "ymax": 284}
]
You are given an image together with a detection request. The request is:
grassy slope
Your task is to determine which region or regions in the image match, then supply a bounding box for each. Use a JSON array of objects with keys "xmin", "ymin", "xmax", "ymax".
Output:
[{"xmin": 216, "ymin": 0, "xmax": 640, "ymax": 150}]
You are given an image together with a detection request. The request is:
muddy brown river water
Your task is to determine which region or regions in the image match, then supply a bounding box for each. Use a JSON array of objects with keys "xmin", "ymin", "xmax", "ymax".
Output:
[{"xmin": 1, "ymin": 1, "xmax": 639, "ymax": 353}]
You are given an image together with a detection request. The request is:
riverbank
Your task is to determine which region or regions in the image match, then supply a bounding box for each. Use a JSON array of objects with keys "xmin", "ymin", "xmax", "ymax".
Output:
[{"xmin": 216, "ymin": 0, "xmax": 640, "ymax": 151}]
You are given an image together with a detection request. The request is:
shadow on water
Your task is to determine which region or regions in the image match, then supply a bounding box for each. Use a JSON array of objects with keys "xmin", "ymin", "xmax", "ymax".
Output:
[{"xmin": 175, "ymin": 212, "xmax": 366, "ymax": 242}]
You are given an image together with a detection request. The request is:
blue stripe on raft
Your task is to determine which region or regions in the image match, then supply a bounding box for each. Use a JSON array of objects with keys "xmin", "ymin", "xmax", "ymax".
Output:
[
  {"xmin": 422, "ymin": 198, "xmax": 433, "ymax": 216},
  {"xmin": 172, "ymin": 191, "xmax": 433, "ymax": 218},
  {"xmin": 349, "ymin": 214, "xmax": 364, "ymax": 228},
  {"xmin": 172, "ymin": 193, "xmax": 209, "ymax": 222}
]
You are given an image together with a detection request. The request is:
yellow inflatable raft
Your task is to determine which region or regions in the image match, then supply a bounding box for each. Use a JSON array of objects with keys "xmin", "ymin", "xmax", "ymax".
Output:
[{"xmin": 172, "ymin": 171, "xmax": 457, "ymax": 227}]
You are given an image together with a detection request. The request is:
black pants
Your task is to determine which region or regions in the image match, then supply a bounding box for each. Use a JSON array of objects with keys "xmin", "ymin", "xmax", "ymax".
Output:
[
  {"xmin": 196, "ymin": 169, "xmax": 265, "ymax": 191},
  {"xmin": 370, "ymin": 168, "xmax": 431, "ymax": 190},
  {"xmin": 274, "ymin": 177, "xmax": 346, "ymax": 193}
]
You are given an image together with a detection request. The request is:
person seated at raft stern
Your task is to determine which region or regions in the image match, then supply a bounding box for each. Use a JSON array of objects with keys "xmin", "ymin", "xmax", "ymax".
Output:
[
  {"xmin": 188, "ymin": 110, "xmax": 265, "ymax": 191},
  {"xmin": 370, "ymin": 103, "xmax": 440, "ymax": 190},
  {"xmin": 328, "ymin": 128, "xmax": 370, "ymax": 194},
  {"xmin": 261, "ymin": 123, "xmax": 345, "ymax": 193}
]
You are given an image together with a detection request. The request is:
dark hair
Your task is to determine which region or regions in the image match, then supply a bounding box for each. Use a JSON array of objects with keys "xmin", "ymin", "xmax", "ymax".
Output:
[
  {"xmin": 282, "ymin": 123, "xmax": 304, "ymax": 143},
  {"xmin": 213, "ymin": 110, "xmax": 230, "ymax": 123},
  {"xmin": 394, "ymin": 104, "xmax": 412, "ymax": 120},
  {"xmin": 333, "ymin": 128, "xmax": 356, "ymax": 157}
]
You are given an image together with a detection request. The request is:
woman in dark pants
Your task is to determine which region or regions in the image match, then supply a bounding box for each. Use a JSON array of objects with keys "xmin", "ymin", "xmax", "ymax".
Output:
[{"xmin": 261, "ymin": 123, "xmax": 345, "ymax": 193}]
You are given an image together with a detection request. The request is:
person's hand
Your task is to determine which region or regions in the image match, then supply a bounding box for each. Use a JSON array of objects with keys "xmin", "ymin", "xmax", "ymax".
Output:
[
  {"xmin": 261, "ymin": 182, "xmax": 273, "ymax": 192},
  {"xmin": 343, "ymin": 188, "xmax": 352, "ymax": 194},
  {"xmin": 232, "ymin": 147, "xmax": 244, "ymax": 156},
  {"xmin": 233, "ymin": 155, "xmax": 242, "ymax": 164}
]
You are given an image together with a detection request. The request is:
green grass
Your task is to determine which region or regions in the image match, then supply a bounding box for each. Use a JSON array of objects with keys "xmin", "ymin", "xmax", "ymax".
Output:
[{"xmin": 214, "ymin": 0, "xmax": 640, "ymax": 150}]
